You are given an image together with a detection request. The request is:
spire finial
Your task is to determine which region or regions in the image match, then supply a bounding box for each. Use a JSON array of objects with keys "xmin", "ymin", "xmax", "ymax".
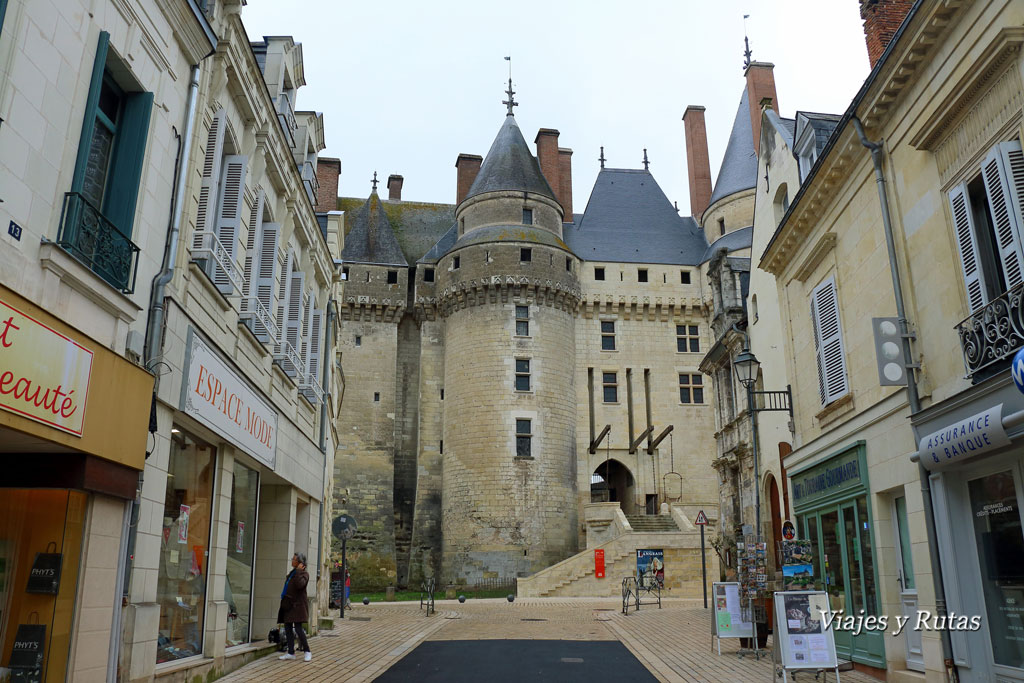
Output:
[
  {"xmin": 503, "ymin": 78, "xmax": 517, "ymax": 116},
  {"xmin": 371, "ymin": 171, "xmax": 378, "ymax": 193},
  {"xmin": 599, "ymin": 146, "xmax": 606, "ymax": 169},
  {"xmin": 743, "ymin": 14, "xmax": 752, "ymax": 69},
  {"xmin": 643, "ymin": 148, "xmax": 649, "ymax": 171}
]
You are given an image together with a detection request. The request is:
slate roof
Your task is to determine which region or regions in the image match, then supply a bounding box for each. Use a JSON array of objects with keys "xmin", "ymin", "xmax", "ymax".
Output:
[
  {"xmin": 563, "ymin": 168, "xmax": 708, "ymax": 265},
  {"xmin": 794, "ymin": 111, "xmax": 842, "ymax": 156},
  {"xmin": 338, "ymin": 196, "xmax": 454, "ymax": 266},
  {"xmin": 707, "ymin": 89, "xmax": 758, "ymax": 210},
  {"xmin": 765, "ymin": 110, "xmax": 795, "ymax": 148},
  {"xmin": 418, "ymin": 223, "xmax": 458, "ymax": 264},
  {"xmin": 339, "ymin": 192, "xmax": 408, "ymax": 266},
  {"xmin": 465, "ymin": 114, "xmax": 556, "ymax": 202},
  {"xmin": 700, "ymin": 225, "xmax": 753, "ymax": 263}
]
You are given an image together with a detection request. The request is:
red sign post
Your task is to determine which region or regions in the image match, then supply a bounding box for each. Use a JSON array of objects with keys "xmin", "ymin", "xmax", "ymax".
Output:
[{"xmin": 595, "ymin": 549, "xmax": 605, "ymax": 578}]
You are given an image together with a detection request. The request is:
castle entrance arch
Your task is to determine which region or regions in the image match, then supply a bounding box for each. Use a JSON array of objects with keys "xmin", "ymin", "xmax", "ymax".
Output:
[{"xmin": 591, "ymin": 459, "xmax": 637, "ymax": 514}]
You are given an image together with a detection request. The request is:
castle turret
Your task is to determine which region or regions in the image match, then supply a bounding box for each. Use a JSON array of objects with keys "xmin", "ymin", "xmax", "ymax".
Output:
[{"xmin": 438, "ymin": 88, "xmax": 581, "ymax": 583}]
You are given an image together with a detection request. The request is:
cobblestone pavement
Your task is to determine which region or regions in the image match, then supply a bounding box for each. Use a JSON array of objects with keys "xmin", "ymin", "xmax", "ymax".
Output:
[{"xmin": 218, "ymin": 598, "xmax": 884, "ymax": 682}]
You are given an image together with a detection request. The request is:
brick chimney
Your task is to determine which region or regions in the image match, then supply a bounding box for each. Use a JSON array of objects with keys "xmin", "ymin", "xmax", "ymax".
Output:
[
  {"xmin": 558, "ymin": 147, "xmax": 573, "ymax": 219},
  {"xmin": 534, "ymin": 128, "xmax": 563, "ymax": 209},
  {"xmin": 387, "ymin": 174, "xmax": 403, "ymax": 201},
  {"xmin": 744, "ymin": 62, "xmax": 779, "ymax": 155},
  {"xmin": 682, "ymin": 105, "xmax": 712, "ymax": 219},
  {"xmin": 455, "ymin": 153, "xmax": 482, "ymax": 204},
  {"xmin": 314, "ymin": 157, "xmax": 341, "ymax": 212},
  {"xmin": 861, "ymin": 0, "xmax": 914, "ymax": 68}
]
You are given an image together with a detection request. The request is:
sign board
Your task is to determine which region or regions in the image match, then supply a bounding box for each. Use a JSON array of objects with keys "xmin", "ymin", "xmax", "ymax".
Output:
[
  {"xmin": 711, "ymin": 582, "xmax": 754, "ymax": 638},
  {"xmin": 774, "ymin": 591, "xmax": 838, "ymax": 670},
  {"xmin": 792, "ymin": 447, "xmax": 864, "ymax": 509},
  {"xmin": 636, "ymin": 549, "xmax": 664, "ymax": 588},
  {"xmin": 782, "ymin": 520, "xmax": 795, "ymax": 540},
  {"xmin": 180, "ymin": 328, "xmax": 278, "ymax": 469},
  {"xmin": 332, "ymin": 514, "xmax": 358, "ymax": 540},
  {"xmin": 695, "ymin": 510, "xmax": 709, "ymax": 525},
  {"xmin": 917, "ymin": 404, "xmax": 1010, "ymax": 471},
  {"xmin": 595, "ymin": 549, "xmax": 605, "ymax": 578},
  {"xmin": 0, "ymin": 298, "xmax": 93, "ymax": 436}
]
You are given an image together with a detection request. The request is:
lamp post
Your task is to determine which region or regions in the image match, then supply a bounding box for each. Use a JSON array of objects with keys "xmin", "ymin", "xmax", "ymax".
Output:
[{"xmin": 732, "ymin": 347, "xmax": 762, "ymax": 543}]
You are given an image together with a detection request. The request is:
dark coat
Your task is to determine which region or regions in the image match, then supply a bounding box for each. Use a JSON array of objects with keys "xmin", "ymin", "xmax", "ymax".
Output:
[{"xmin": 278, "ymin": 567, "xmax": 309, "ymax": 623}]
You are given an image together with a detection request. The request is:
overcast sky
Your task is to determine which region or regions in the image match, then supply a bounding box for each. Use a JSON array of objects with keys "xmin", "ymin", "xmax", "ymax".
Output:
[{"xmin": 240, "ymin": 1, "xmax": 871, "ymax": 216}]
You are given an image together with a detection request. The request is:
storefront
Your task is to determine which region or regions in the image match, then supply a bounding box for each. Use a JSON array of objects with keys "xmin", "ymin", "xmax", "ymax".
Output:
[
  {"xmin": 791, "ymin": 441, "xmax": 885, "ymax": 668},
  {"xmin": 0, "ymin": 285, "xmax": 154, "ymax": 682},
  {"xmin": 913, "ymin": 375, "xmax": 1024, "ymax": 683}
]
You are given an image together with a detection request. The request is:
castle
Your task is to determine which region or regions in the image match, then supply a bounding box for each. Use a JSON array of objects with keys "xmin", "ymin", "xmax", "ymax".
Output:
[{"xmin": 323, "ymin": 67, "xmax": 776, "ymax": 588}]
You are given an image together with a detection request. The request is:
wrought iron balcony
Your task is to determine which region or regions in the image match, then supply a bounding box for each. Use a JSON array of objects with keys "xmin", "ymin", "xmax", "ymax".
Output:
[
  {"xmin": 56, "ymin": 192, "xmax": 140, "ymax": 294},
  {"xmin": 956, "ymin": 281, "xmax": 1024, "ymax": 378},
  {"xmin": 300, "ymin": 372, "xmax": 325, "ymax": 405}
]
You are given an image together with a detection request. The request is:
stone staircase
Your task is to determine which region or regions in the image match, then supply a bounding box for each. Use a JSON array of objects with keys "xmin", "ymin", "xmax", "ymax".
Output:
[{"xmin": 625, "ymin": 514, "xmax": 679, "ymax": 532}]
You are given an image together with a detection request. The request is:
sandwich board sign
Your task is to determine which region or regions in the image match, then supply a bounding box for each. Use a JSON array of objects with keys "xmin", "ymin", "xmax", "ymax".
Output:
[
  {"xmin": 773, "ymin": 590, "xmax": 839, "ymax": 681},
  {"xmin": 711, "ymin": 581, "xmax": 754, "ymax": 654}
]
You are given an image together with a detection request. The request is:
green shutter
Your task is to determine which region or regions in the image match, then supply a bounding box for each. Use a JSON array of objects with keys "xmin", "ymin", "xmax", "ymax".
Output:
[
  {"xmin": 71, "ymin": 32, "xmax": 110, "ymax": 195},
  {"xmin": 104, "ymin": 91, "xmax": 153, "ymax": 237}
]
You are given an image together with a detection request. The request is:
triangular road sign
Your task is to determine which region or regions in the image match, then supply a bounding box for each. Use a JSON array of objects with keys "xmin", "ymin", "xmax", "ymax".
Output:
[{"xmin": 694, "ymin": 510, "xmax": 709, "ymax": 525}]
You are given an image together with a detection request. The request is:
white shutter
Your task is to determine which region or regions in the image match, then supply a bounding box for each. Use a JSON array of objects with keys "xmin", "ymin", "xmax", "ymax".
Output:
[
  {"xmin": 241, "ymin": 189, "xmax": 265, "ymax": 311},
  {"xmin": 948, "ymin": 182, "xmax": 988, "ymax": 313},
  {"xmin": 275, "ymin": 250, "xmax": 292, "ymax": 349},
  {"xmin": 810, "ymin": 276, "xmax": 848, "ymax": 405},
  {"xmin": 213, "ymin": 155, "xmax": 248, "ymax": 294},
  {"xmin": 300, "ymin": 290, "xmax": 312, "ymax": 370},
  {"xmin": 193, "ymin": 111, "xmax": 225, "ymax": 252},
  {"xmin": 981, "ymin": 141, "xmax": 1024, "ymax": 292},
  {"xmin": 283, "ymin": 271, "xmax": 305, "ymax": 376},
  {"xmin": 302, "ymin": 307, "xmax": 323, "ymax": 403},
  {"xmin": 254, "ymin": 222, "xmax": 280, "ymax": 342}
]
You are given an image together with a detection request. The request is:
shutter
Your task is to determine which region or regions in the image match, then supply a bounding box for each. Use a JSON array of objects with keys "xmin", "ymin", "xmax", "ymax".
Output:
[
  {"xmin": 71, "ymin": 32, "xmax": 110, "ymax": 197},
  {"xmin": 948, "ymin": 182, "xmax": 988, "ymax": 313},
  {"xmin": 981, "ymin": 142, "xmax": 1024, "ymax": 291},
  {"xmin": 213, "ymin": 155, "xmax": 248, "ymax": 293},
  {"xmin": 104, "ymin": 90, "xmax": 153, "ymax": 237},
  {"xmin": 303, "ymin": 307, "xmax": 323, "ymax": 402},
  {"xmin": 284, "ymin": 271, "xmax": 305, "ymax": 376},
  {"xmin": 300, "ymin": 290, "xmax": 312, "ymax": 370},
  {"xmin": 254, "ymin": 222, "xmax": 280, "ymax": 342},
  {"xmin": 811, "ymin": 276, "xmax": 848, "ymax": 404},
  {"xmin": 193, "ymin": 111, "xmax": 226, "ymax": 253},
  {"xmin": 241, "ymin": 189, "xmax": 265, "ymax": 308},
  {"xmin": 275, "ymin": 250, "xmax": 292, "ymax": 353}
]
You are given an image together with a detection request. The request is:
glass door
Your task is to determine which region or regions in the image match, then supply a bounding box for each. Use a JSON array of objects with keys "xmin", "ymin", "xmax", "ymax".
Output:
[
  {"xmin": 819, "ymin": 509, "xmax": 850, "ymax": 655},
  {"xmin": 894, "ymin": 495, "xmax": 924, "ymax": 672}
]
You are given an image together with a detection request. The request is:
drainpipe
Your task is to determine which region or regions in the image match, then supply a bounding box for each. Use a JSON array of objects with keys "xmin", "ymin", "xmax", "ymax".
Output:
[
  {"xmin": 852, "ymin": 115, "xmax": 957, "ymax": 681},
  {"xmin": 317, "ymin": 299, "xmax": 336, "ymax": 583}
]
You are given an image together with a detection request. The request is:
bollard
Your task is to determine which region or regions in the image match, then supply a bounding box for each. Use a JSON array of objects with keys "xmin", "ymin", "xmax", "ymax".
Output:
[
  {"xmin": 507, "ymin": 594, "xmax": 515, "ymax": 603},
  {"xmin": 458, "ymin": 595, "xmax": 466, "ymax": 603},
  {"xmin": 362, "ymin": 597, "xmax": 370, "ymax": 605},
  {"xmin": 385, "ymin": 586, "xmax": 396, "ymax": 601},
  {"xmin": 445, "ymin": 585, "xmax": 456, "ymax": 600}
]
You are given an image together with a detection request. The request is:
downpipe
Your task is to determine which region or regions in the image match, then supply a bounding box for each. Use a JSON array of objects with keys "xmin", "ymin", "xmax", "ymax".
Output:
[
  {"xmin": 317, "ymin": 300, "xmax": 336, "ymax": 586},
  {"xmin": 852, "ymin": 115, "xmax": 958, "ymax": 682}
]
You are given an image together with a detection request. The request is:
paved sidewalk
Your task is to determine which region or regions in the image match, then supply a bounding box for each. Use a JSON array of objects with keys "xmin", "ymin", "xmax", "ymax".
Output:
[{"xmin": 218, "ymin": 598, "xmax": 884, "ymax": 682}]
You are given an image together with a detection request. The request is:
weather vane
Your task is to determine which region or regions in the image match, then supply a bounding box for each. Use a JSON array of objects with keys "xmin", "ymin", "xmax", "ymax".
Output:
[
  {"xmin": 371, "ymin": 171, "xmax": 378, "ymax": 193},
  {"xmin": 599, "ymin": 146, "xmax": 606, "ymax": 169},
  {"xmin": 743, "ymin": 14, "xmax": 752, "ymax": 69},
  {"xmin": 643, "ymin": 149, "xmax": 649, "ymax": 171},
  {"xmin": 503, "ymin": 56, "xmax": 517, "ymax": 115}
]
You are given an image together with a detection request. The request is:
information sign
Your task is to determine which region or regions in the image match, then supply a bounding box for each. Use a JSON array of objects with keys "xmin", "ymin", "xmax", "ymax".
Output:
[
  {"xmin": 773, "ymin": 591, "xmax": 838, "ymax": 673},
  {"xmin": 711, "ymin": 582, "xmax": 754, "ymax": 641}
]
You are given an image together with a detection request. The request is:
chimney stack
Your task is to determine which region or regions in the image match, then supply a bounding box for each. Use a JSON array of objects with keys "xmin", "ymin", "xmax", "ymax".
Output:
[
  {"xmin": 860, "ymin": 0, "xmax": 914, "ymax": 68},
  {"xmin": 744, "ymin": 62, "xmax": 779, "ymax": 155},
  {"xmin": 558, "ymin": 148, "xmax": 573, "ymax": 220},
  {"xmin": 535, "ymin": 128, "xmax": 565, "ymax": 212},
  {"xmin": 682, "ymin": 106, "xmax": 712, "ymax": 219},
  {"xmin": 314, "ymin": 157, "xmax": 341, "ymax": 212},
  {"xmin": 455, "ymin": 154, "xmax": 482, "ymax": 204},
  {"xmin": 387, "ymin": 174, "xmax": 403, "ymax": 201}
]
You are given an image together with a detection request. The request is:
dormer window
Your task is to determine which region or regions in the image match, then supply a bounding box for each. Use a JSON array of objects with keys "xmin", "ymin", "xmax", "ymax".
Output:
[{"xmin": 523, "ymin": 208, "xmax": 533, "ymax": 225}]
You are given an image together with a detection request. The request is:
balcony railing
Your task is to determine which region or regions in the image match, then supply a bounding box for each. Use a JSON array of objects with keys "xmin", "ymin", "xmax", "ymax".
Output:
[
  {"xmin": 300, "ymin": 160, "xmax": 318, "ymax": 205},
  {"xmin": 955, "ymin": 280, "xmax": 1024, "ymax": 378},
  {"xmin": 276, "ymin": 92, "xmax": 297, "ymax": 148},
  {"xmin": 56, "ymin": 192, "xmax": 140, "ymax": 294},
  {"xmin": 241, "ymin": 295, "xmax": 281, "ymax": 343},
  {"xmin": 300, "ymin": 372, "xmax": 325, "ymax": 405},
  {"xmin": 274, "ymin": 337, "xmax": 304, "ymax": 377},
  {"xmin": 192, "ymin": 231, "xmax": 245, "ymax": 293}
]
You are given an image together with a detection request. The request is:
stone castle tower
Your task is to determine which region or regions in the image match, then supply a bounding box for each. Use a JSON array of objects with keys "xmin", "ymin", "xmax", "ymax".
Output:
[{"xmin": 438, "ymin": 107, "xmax": 582, "ymax": 579}]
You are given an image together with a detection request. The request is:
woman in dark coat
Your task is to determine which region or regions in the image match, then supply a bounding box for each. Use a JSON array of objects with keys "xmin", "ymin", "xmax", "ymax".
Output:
[{"xmin": 278, "ymin": 552, "xmax": 312, "ymax": 661}]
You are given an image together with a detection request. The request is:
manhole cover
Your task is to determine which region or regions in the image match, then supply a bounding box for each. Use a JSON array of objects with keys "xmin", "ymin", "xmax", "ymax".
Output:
[
  {"xmin": 347, "ymin": 616, "xmax": 371, "ymax": 622},
  {"xmin": 321, "ymin": 634, "xmax": 339, "ymax": 637},
  {"xmin": 521, "ymin": 618, "xmax": 547, "ymax": 622},
  {"xmin": 561, "ymin": 657, "xmax": 584, "ymax": 663}
]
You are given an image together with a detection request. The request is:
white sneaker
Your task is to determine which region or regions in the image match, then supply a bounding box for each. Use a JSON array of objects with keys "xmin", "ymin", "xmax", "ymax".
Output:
[
  {"xmin": 304, "ymin": 651, "xmax": 312, "ymax": 662},
  {"xmin": 279, "ymin": 654, "xmax": 295, "ymax": 660}
]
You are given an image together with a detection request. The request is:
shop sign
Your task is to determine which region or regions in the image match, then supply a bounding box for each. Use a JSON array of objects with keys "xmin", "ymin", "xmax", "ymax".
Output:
[
  {"xmin": 917, "ymin": 404, "xmax": 1010, "ymax": 471},
  {"xmin": 180, "ymin": 329, "xmax": 277, "ymax": 469},
  {"xmin": 792, "ymin": 447, "xmax": 863, "ymax": 508},
  {"xmin": 0, "ymin": 299, "xmax": 93, "ymax": 436}
]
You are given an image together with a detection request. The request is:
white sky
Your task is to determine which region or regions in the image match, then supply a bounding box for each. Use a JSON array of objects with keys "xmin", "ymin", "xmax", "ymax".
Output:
[{"xmin": 240, "ymin": 1, "xmax": 871, "ymax": 215}]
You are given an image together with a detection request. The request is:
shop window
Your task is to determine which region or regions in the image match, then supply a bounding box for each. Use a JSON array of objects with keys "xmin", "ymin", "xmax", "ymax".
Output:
[
  {"xmin": 679, "ymin": 373, "xmax": 703, "ymax": 403},
  {"xmin": 225, "ymin": 461, "xmax": 259, "ymax": 647},
  {"xmin": 515, "ymin": 359, "xmax": 531, "ymax": 391},
  {"xmin": 601, "ymin": 321, "xmax": 615, "ymax": 350},
  {"xmin": 515, "ymin": 419, "xmax": 532, "ymax": 458},
  {"xmin": 676, "ymin": 324, "xmax": 700, "ymax": 352},
  {"xmin": 515, "ymin": 305, "xmax": 529, "ymax": 336},
  {"xmin": 157, "ymin": 429, "xmax": 216, "ymax": 663},
  {"xmin": 602, "ymin": 372, "xmax": 618, "ymax": 403}
]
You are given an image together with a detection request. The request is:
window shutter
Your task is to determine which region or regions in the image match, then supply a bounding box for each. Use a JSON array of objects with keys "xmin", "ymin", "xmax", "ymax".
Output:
[
  {"xmin": 103, "ymin": 90, "xmax": 153, "ymax": 237},
  {"xmin": 275, "ymin": 250, "xmax": 292, "ymax": 351},
  {"xmin": 948, "ymin": 182, "xmax": 988, "ymax": 312},
  {"xmin": 981, "ymin": 141, "xmax": 1024, "ymax": 291},
  {"xmin": 283, "ymin": 271, "xmax": 305, "ymax": 376},
  {"xmin": 811, "ymin": 276, "xmax": 848, "ymax": 404},
  {"xmin": 254, "ymin": 222, "xmax": 280, "ymax": 342},
  {"xmin": 241, "ymin": 189, "xmax": 265, "ymax": 308},
  {"xmin": 212, "ymin": 154, "xmax": 248, "ymax": 293},
  {"xmin": 193, "ymin": 110, "xmax": 226, "ymax": 253},
  {"xmin": 303, "ymin": 307, "xmax": 323, "ymax": 402},
  {"xmin": 300, "ymin": 289, "xmax": 311, "ymax": 369},
  {"xmin": 71, "ymin": 32, "xmax": 110, "ymax": 197}
]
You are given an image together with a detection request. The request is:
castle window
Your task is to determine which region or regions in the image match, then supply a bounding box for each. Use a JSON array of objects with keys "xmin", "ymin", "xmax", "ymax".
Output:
[
  {"xmin": 718, "ymin": 218, "xmax": 725, "ymax": 236},
  {"xmin": 520, "ymin": 248, "xmax": 532, "ymax": 263},
  {"xmin": 602, "ymin": 372, "xmax": 618, "ymax": 403},
  {"xmin": 424, "ymin": 268, "xmax": 435, "ymax": 282},
  {"xmin": 676, "ymin": 325, "xmax": 700, "ymax": 353},
  {"xmin": 638, "ymin": 269, "xmax": 648, "ymax": 283},
  {"xmin": 679, "ymin": 373, "xmax": 703, "ymax": 404},
  {"xmin": 366, "ymin": 271, "xmax": 371, "ymax": 282},
  {"xmin": 515, "ymin": 358, "xmax": 531, "ymax": 391},
  {"xmin": 441, "ymin": 388, "xmax": 444, "ymax": 400},
  {"xmin": 601, "ymin": 321, "xmax": 616, "ymax": 350},
  {"xmin": 342, "ymin": 266, "xmax": 350, "ymax": 280},
  {"xmin": 595, "ymin": 267, "xmax": 605, "ymax": 281},
  {"xmin": 680, "ymin": 270, "xmax": 691, "ymax": 284},
  {"xmin": 522, "ymin": 208, "xmax": 533, "ymax": 225},
  {"xmin": 515, "ymin": 305, "xmax": 530, "ymax": 336},
  {"xmin": 374, "ymin": 392, "xmax": 380, "ymax": 402},
  {"xmin": 515, "ymin": 419, "xmax": 532, "ymax": 458},
  {"xmin": 566, "ymin": 257, "xmax": 572, "ymax": 272},
  {"xmin": 440, "ymin": 440, "xmax": 444, "ymax": 454},
  {"xmin": 355, "ymin": 335, "xmax": 362, "ymax": 347},
  {"xmin": 453, "ymin": 255, "xmax": 460, "ymax": 269},
  {"xmin": 387, "ymin": 270, "xmax": 398, "ymax": 284}
]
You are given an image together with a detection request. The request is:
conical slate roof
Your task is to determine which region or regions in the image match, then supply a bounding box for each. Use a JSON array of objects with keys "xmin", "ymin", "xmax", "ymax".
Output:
[
  {"xmin": 708, "ymin": 89, "xmax": 757, "ymax": 209},
  {"xmin": 340, "ymin": 192, "xmax": 408, "ymax": 266},
  {"xmin": 464, "ymin": 115, "xmax": 556, "ymax": 202}
]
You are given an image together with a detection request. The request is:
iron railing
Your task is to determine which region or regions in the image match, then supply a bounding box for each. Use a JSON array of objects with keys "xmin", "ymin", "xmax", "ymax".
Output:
[
  {"xmin": 56, "ymin": 192, "xmax": 140, "ymax": 294},
  {"xmin": 300, "ymin": 371, "xmax": 325, "ymax": 405},
  {"xmin": 955, "ymin": 281, "xmax": 1024, "ymax": 378}
]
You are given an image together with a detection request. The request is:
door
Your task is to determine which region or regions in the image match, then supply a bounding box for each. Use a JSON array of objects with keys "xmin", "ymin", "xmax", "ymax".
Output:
[{"xmin": 893, "ymin": 495, "xmax": 924, "ymax": 672}]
